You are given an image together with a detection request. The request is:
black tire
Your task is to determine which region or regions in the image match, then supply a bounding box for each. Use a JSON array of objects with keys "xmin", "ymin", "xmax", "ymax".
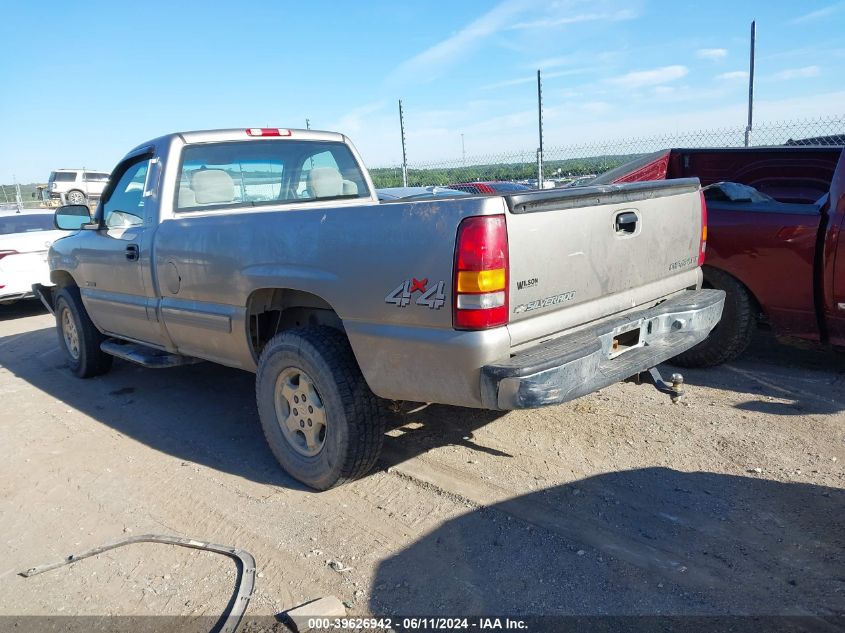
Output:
[
  {"xmin": 671, "ymin": 267, "xmax": 757, "ymax": 368},
  {"xmin": 66, "ymin": 190, "xmax": 87, "ymax": 205},
  {"xmin": 55, "ymin": 286, "xmax": 113, "ymax": 378},
  {"xmin": 255, "ymin": 326, "xmax": 385, "ymax": 490}
]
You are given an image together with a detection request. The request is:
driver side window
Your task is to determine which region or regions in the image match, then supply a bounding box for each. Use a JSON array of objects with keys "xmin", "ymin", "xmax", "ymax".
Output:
[{"xmin": 103, "ymin": 158, "xmax": 150, "ymax": 228}]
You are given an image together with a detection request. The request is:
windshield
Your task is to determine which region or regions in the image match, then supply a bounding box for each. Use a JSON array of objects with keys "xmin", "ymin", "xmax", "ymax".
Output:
[{"xmin": 176, "ymin": 140, "xmax": 370, "ymax": 211}]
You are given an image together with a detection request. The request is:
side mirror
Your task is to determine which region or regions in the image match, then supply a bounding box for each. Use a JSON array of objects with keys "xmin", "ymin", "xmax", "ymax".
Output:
[
  {"xmin": 31, "ymin": 192, "xmax": 36, "ymax": 198},
  {"xmin": 55, "ymin": 204, "xmax": 95, "ymax": 230}
]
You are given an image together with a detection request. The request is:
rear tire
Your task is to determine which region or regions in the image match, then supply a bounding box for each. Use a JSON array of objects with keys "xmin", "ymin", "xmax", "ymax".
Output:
[
  {"xmin": 671, "ymin": 267, "xmax": 756, "ymax": 368},
  {"xmin": 66, "ymin": 190, "xmax": 87, "ymax": 205},
  {"xmin": 256, "ymin": 326, "xmax": 385, "ymax": 490},
  {"xmin": 55, "ymin": 286, "xmax": 113, "ymax": 378}
]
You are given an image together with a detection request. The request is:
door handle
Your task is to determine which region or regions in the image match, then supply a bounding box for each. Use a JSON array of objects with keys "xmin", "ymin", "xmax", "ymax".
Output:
[
  {"xmin": 125, "ymin": 244, "xmax": 139, "ymax": 261},
  {"xmin": 615, "ymin": 211, "xmax": 639, "ymax": 234}
]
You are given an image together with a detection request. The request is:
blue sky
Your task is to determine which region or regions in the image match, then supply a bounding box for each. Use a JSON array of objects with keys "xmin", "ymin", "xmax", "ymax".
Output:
[{"xmin": 1, "ymin": 0, "xmax": 843, "ymax": 182}]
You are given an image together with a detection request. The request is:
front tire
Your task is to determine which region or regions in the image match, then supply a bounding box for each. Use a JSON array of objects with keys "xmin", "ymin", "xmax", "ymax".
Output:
[
  {"xmin": 256, "ymin": 326, "xmax": 385, "ymax": 490},
  {"xmin": 55, "ymin": 286, "xmax": 113, "ymax": 378},
  {"xmin": 671, "ymin": 267, "xmax": 757, "ymax": 368}
]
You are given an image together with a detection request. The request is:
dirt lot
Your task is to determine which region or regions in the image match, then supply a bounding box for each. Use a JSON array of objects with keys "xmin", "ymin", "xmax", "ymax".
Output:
[{"xmin": 0, "ymin": 299, "xmax": 843, "ymax": 629}]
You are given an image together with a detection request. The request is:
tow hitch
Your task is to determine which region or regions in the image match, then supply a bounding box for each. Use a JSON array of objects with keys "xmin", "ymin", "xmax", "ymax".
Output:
[{"xmin": 639, "ymin": 367, "xmax": 685, "ymax": 403}]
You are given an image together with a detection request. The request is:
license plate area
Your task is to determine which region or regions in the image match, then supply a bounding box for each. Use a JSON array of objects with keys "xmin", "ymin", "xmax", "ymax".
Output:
[{"xmin": 608, "ymin": 321, "xmax": 644, "ymax": 359}]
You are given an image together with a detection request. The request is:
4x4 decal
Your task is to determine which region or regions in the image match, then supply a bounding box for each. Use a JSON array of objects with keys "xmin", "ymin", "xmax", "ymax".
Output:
[{"xmin": 385, "ymin": 277, "xmax": 446, "ymax": 309}]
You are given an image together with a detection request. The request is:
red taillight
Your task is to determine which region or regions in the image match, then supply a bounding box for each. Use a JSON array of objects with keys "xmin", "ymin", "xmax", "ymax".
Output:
[
  {"xmin": 453, "ymin": 215, "xmax": 509, "ymax": 330},
  {"xmin": 699, "ymin": 190, "xmax": 708, "ymax": 265},
  {"xmin": 246, "ymin": 128, "xmax": 292, "ymax": 137}
]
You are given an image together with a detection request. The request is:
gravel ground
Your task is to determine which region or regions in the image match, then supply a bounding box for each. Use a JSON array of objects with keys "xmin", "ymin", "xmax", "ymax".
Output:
[{"xmin": 0, "ymin": 299, "xmax": 843, "ymax": 629}]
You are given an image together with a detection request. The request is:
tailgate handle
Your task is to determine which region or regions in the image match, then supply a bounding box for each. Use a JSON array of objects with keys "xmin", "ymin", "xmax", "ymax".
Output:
[{"xmin": 615, "ymin": 211, "xmax": 638, "ymax": 234}]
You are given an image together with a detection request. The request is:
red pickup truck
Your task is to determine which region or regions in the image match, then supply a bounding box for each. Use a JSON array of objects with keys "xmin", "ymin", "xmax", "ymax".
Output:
[{"xmin": 595, "ymin": 145, "xmax": 845, "ymax": 366}]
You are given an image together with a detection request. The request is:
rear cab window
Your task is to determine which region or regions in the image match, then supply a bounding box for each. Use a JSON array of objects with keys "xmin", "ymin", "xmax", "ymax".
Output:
[
  {"xmin": 50, "ymin": 172, "xmax": 78, "ymax": 183},
  {"xmin": 175, "ymin": 140, "xmax": 370, "ymax": 212}
]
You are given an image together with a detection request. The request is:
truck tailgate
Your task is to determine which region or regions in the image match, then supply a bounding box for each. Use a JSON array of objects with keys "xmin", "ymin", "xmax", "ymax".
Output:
[{"xmin": 504, "ymin": 178, "xmax": 703, "ymax": 347}]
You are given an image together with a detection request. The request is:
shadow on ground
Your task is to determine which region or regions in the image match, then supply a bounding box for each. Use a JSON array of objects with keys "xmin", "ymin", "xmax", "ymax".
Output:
[
  {"xmin": 0, "ymin": 298, "xmax": 47, "ymax": 321},
  {"xmin": 2, "ymin": 322, "xmax": 842, "ymax": 490},
  {"xmin": 670, "ymin": 331, "xmax": 845, "ymax": 416},
  {"xmin": 0, "ymin": 325, "xmax": 506, "ymax": 489},
  {"xmin": 370, "ymin": 467, "xmax": 845, "ymax": 618}
]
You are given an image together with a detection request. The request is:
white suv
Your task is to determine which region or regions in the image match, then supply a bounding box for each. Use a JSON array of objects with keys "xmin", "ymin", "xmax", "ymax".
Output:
[{"xmin": 48, "ymin": 169, "xmax": 110, "ymax": 205}]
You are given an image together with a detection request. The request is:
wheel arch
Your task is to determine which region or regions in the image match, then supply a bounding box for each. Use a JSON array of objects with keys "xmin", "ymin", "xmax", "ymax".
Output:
[
  {"xmin": 36, "ymin": 270, "xmax": 79, "ymax": 313},
  {"xmin": 702, "ymin": 264, "xmax": 763, "ymax": 322},
  {"xmin": 246, "ymin": 288, "xmax": 346, "ymax": 363},
  {"xmin": 50, "ymin": 269, "xmax": 77, "ymax": 289}
]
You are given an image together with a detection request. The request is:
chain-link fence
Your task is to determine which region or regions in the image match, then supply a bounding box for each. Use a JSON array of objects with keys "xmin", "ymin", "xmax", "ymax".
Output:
[
  {"xmin": 0, "ymin": 182, "xmax": 103, "ymax": 213},
  {"xmin": 0, "ymin": 182, "xmax": 44, "ymax": 212},
  {"xmin": 3, "ymin": 115, "xmax": 843, "ymax": 204},
  {"xmin": 369, "ymin": 114, "xmax": 845, "ymax": 189}
]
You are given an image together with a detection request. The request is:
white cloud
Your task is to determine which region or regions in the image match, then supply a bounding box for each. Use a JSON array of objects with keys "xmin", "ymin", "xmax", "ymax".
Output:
[
  {"xmin": 791, "ymin": 2, "xmax": 843, "ymax": 23},
  {"xmin": 346, "ymin": 91, "xmax": 845, "ymax": 167},
  {"xmin": 333, "ymin": 101, "xmax": 388, "ymax": 135},
  {"xmin": 509, "ymin": 8, "xmax": 636, "ymax": 30},
  {"xmin": 481, "ymin": 76, "xmax": 536, "ymax": 91},
  {"xmin": 389, "ymin": 0, "xmax": 534, "ymax": 83},
  {"xmin": 772, "ymin": 66, "xmax": 821, "ymax": 80},
  {"xmin": 579, "ymin": 101, "xmax": 611, "ymax": 114},
  {"xmin": 608, "ymin": 65, "xmax": 688, "ymax": 88},
  {"xmin": 529, "ymin": 53, "xmax": 580, "ymax": 70},
  {"xmin": 391, "ymin": 0, "xmax": 637, "ymax": 83},
  {"xmin": 544, "ymin": 91, "xmax": 845, "ymax": 151},
  {"xmin": 483, "ymin": 67, "xmax": 597, "ymax": 90},
  {"xmin": 527, "ymin": 49, "xmax": 622, "ymax": 71},
  {"xmin": 716, "ymin": 71, "xmax": 749, "ymax": 81},
  {"xmin": 696, "ymin": 48, "xmax": 727, "ymax": 61}
]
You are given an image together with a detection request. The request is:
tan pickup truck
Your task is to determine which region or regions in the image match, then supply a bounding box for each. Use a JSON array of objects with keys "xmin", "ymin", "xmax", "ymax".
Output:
[{"xmin": 38, "ymin": 127, "xmax": 724, "ymax": 489}]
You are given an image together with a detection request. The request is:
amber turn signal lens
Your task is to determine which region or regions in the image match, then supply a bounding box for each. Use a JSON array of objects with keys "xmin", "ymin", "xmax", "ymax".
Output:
[{"xmin": 456, "ymin": 268, "xmax": 506, "ymax": 293}]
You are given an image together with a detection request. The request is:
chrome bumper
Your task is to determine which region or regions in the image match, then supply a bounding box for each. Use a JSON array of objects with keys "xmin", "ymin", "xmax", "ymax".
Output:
[{"xmin": 480, "ymin": 288, "xmax": 725, "ymax": 410}]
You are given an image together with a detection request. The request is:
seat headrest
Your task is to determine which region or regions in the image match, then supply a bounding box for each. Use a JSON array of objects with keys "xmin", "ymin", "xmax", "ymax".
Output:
[
  {"xmin": 308, "ymin": 167, "xmax": 343, "ymax": 198},
  {"xmin": 191, "ymin": 169, "xmax": 234, "ymax": 204},
  {"xmin": 342, "ymin": 179, "xmax": 358, "ymax": 195},
  {"xmin": 178, "ymin": 185, "xmax": 196, "ymax": 207}
]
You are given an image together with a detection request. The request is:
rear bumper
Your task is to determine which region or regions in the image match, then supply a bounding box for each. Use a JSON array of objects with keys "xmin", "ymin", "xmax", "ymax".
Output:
[
  {"xmin": 0, "ymin": 291, "xmax": 35, "ymax": 303},
  {"xmin": 481, "ymin": 288, "xmax": 725, "ymax": 410}
]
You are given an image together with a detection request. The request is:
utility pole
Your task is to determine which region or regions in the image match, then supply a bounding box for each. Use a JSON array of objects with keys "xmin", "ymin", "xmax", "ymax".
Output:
[
  {"xmin": 399, "ymin": 100, "xmax": 408, "ymax": 187},
  {"xmin": 13, "ymin": 176, "xmax": 23, "ymax": 213},
  {"xmin": 744, "ymin": 20, "xmax": 756, "ymax": 147},
  {"xmin": 306, "ymin": 118, "xmax": 311, "ymax": 130},
  {"xmin": 537, "ymin": 70, "xmax": 544, "ymax": 187}
]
